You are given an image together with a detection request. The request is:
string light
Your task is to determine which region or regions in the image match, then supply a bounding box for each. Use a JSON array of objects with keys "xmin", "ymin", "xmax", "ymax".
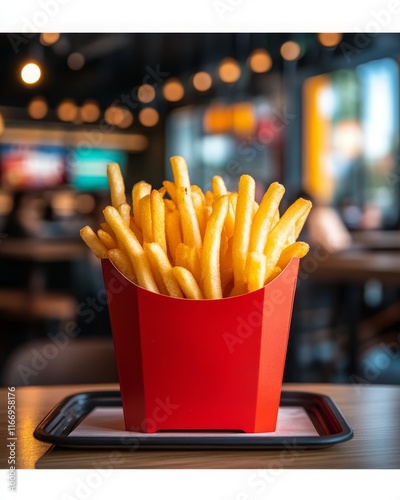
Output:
[
  {"xmin": 317, "ymin": 33, "xmax": 343, "ymax": 48},
  {"xmin": 280, "ymin": 41, "xmax": 301, "ymax": 61},
  {"xmin": 81, "ymin": 100, "xmax": 100, "ymax": 123},
  {"xmin": 40, "ymin": 33, "xmax": 60, "ymax": 46},
  {"xmin": 248, "ymin": 49, "xmax": 272, "ymax": 73},
  {"xmin": 21, "ymin": 62, "xmax": 41, "ymax": 85},
  {"xmin": 57, "ymin": 99, "xmax": 78, "ymax": 122},
  {"xmin": 28, "ymin": 96, "xmax": 48, "ymax": 120},
  {"xmin": 162, "ymin": 78, "xmax": 185, "ymax": 102},
  {"xmin": 139, "ymin": 108, "xmax": 159, "ymax": 127},
  {"xmin": 218, "ymin": 58, "xmax": 241, "ymax": 84},
  {"xmin": 193, "ymin": 71, "xmax": 212, "ymax": 92},
  {"xmin": 137, "ymin": 84, "xmax": 156, "ymax": 103}
]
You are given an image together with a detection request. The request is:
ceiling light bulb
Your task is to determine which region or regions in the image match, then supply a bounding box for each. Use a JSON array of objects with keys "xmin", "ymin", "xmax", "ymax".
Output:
[{"xmin": 21, "ymin": 62, "xmax": 41, "ymax": 85}]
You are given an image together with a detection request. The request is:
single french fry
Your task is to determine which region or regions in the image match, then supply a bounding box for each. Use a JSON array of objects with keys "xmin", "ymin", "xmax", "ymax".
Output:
[
  {"xmin": 118, "ymin": 202, "xmax": 131, "ymax": 227},
  {"xmin": 172, "ymin": 266, "xmax": 204, "ymax": 300},
  {"xmin": 80, "ymin": 226, "xmax": 108, "ymax": 258},
  {"xmin": 191, "ymin": 190, "xmax": 207, "ymax": 239},
  {"xmin": 204, "ymin": 190, "xmax": 214, "ymax": 207},
  {"xmin": 97, "ymin": 228, "xmax": 117, "ymax": 250},
  {"xmin": 107, "ymin": 163, "xmax": 126, "ymax": 208},
  {"xmin": 176, "ymin": 186, "xmax": 202, "ymax": 254},
  {"xmin": 100, "ymin": 221, "xmax": 115, "ymax": 239},
  {"xmin": 165, "ymin": 208, "xmax": 182, "ymax": 264},
  {"xmin": 249, "ymin": 182, "xmax": 285, "ymax": 254},
  {"xmin": 129, "ymin": 217, "xmax": 143, "ymax": 245},
  {"xmin": 271, "ymin": 208, "xmax": 280, "ymax": 229},
  {"xmin": 220, "ymin": 234, "xmax": 233, "ymax": 295},
  {"xmin": 150, "ymin": 189, "xmax": 167, "ymax": 254},
  {"xmin": 265, "ymin": 266, "xmax": 282, "ymax": 284},
  {"xmin": 295, "ymin": 202, "xmax": 312, "ymax": 239},
  {"xmin": 201, "ymin": 195, "xmax": 229, "ymax": 299},
  {"xmin": 224, "ymin": 193, "xmax": 237, "ymax": 239},
  {"xmin": 144, "ymin": 242, "xmax": 183, "ymax": 298},
  {"xmin": 170, "ymin": 156, "xmax": 191, "ymax": 190},
  {"xmin": 162, "ymin": 180, "xmax": 177, "ymax": 203},
  {"xmin": 232, "ymin": 174, "xmax": 256, "ymax": 293},
  {"xmin": 263, "ymin": 198, "xmax": 312, "ymax": 281},
  {"xmin": 132, "ymin": 181, "xmax": 152, "ymax": 227},
  {"xmin": 140, "ymin": 194, "xmax": 153, "ymax": 243},
  {"xmin": 143, "ymin": 243, "xmax": 170, "ymax": 296},
  {"xmin": 245, "ymin": 252, "xmax": 267, "ymax": 293},
  {"xmin": 175, "ymin": 243, "xmax": 202, "ymax": 285},
  {"xmin": 277, "ymin": 241, "xmax": 310, "ymax": 270},
  {"xmin": 108, "ymin": 248, "xmax": 136, "ymax": 284},
  {"xmin": 211, "ymin": 175, "xmax": 228, "ymax": 200},
  {"xmin": 103, "ymin": 206, "xmax": 159, "ymax": 293},
  {"xmin": 158, "ymin": 186, "xmax": 166, "ymax": 197}
]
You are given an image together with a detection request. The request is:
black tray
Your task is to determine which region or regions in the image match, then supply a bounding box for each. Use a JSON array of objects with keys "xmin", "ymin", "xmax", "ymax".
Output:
[{"xmin": 33, "ymin": 390, "xmax": 353, "ymax": 450}]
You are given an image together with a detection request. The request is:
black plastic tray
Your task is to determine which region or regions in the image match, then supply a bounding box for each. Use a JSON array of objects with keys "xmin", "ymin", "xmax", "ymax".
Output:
[{"xmin": 33, "ymin": 390, "xmax": 353, "ymax": 450}]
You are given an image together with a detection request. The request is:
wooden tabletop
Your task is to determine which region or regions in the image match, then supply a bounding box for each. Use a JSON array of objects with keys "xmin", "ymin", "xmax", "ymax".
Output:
[
  {"xmin": 1, "ymin": 383, "xmax": 399, "ymax": 469},
  {"xmin": 351, "ymin": 230, "xmax": 400, "ymax": 251}
]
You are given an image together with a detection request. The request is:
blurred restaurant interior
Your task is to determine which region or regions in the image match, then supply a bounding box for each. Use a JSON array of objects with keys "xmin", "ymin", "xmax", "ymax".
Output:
[{"xmin": 0, "ymin": 32, "xmax": 400, "ymax": 387}]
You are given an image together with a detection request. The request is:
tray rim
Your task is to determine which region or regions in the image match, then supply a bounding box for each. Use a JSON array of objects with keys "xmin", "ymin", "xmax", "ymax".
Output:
[{"xmin": 33, "ymin": 390, "xmax": 354, "ymax": 450}]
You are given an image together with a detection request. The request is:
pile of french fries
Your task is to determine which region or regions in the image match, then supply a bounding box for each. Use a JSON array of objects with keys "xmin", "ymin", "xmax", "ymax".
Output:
[{"xmin": 80, "ymin": 156, "xmax": 312, "ymax": 299}]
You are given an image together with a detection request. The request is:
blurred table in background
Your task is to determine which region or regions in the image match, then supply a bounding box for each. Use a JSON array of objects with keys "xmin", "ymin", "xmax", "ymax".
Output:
[
  {"xmin": 304, "ymin": 246, "xmax": 400, "ymax": 378},
  {"xmin": 0, "ymin": 237, "xmax": 88, "ymax": 262},
  {"xmin": 1, "ymin": 383, "xmax": 398, "ymax": 469},
  {"xmin": 351, "ymin": 230, "xmax": 400, "ymax": 251}
]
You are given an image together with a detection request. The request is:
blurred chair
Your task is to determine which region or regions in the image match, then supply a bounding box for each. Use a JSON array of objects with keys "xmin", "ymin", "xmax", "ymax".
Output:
[{"xmin": 1, "ymin": 337, "xmax": 119, "ymax": 386}]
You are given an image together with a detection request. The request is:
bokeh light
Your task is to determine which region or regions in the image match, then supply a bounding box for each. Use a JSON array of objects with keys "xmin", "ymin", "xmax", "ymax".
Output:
[
  {"xmin": 280, "ymin": 41, "xmax": 302, "ymax": 61},
  {"xmin": 40, "ymin": 33, "xmax": 60, "ymax": 46},
  {"xmin": 81, "ymin": 100, "xmax": 101, "ymax": 123},
  {"xmin": 248, "ymin": 49, "xmax": 273, "ymax": 73},
  {"xmin": 21, "ymin": 62, "xmax": 41, "ymax": 85},
  {"xmin": 317, "ymin": 33, "xmax": 343, "ymax": 48},
  {"xmin": 193, "ymin": 71, "xmax": 212, "ymax": 92},
  {"xmin": 218, "ymin": 58, "xmax": 241, "ymax": 84},
  {"xmin": 57, "ymin": 99, "xmax": 78, "ymax": 122},
  {"xmin": 139, "ymin": 108, "xmax": 159, "ymax": 127},
  {"xmin": 137, "ymin": 84, "xmax": 156, "ymax": 103},
  {"xmin": 28, "ymin": 96, "xmax": 48, "ymax": 120},
  {"xmin": 162, "ymin": 78, "xmax": 185, "ymax": 102}
]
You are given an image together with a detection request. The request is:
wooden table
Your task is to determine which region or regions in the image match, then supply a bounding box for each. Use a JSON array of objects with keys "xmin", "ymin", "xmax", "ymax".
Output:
[
  {"xmin": 351, "ymin": 230, "xmax": 400, "ymax": 251},
  {"xmin": 1, "ymin": 383, "xmax": 399, "ymax": 469}
]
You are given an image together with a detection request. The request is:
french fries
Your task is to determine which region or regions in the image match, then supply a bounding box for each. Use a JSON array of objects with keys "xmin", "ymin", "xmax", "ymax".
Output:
[{"xmin": 81, "ymin": 156, "xmax": 312, "ymax": 299}]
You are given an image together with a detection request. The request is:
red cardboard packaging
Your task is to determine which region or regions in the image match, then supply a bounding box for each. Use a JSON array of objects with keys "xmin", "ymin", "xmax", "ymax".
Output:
[{"xmin": 102, "ymin": 257, "xmax": 299, "ymax": 433}]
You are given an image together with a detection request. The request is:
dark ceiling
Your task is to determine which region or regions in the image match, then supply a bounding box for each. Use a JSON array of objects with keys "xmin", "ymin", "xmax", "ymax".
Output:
[{"xmin": 1, "ymin": 32, "xmax": 400, "ymax": 125}]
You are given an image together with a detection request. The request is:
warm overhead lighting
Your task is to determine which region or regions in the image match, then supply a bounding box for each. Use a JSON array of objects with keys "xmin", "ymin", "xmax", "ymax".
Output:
[
  {"xmin": 75, "ymin": 193, "xmax": 96, "ymax": 214},
  {"xmin": 105, "ymin": 106, "xmax": 133, "ymax": 128},
  {"xmin": 57, "ymin": 99, "xmax": 78, "ymax": 122},
  {"xmin": 218, "ymin": 58, "xmax": 241, "ymax": 84},
  {"xmin": 21, "ymin": 62, "xmax": 41, "ymax": 85},
  {"xmin": 118, "ymin": 109, "xmax": 134, "ymax": 128},
  {"xmin": 67, "ymin": 52, "xmax": 85, "ymax": 71},
  {"xmin": 248, "ymin": 49, "xmax": 273, "ymax": 73},
  {"xmin": 317, "ymin": 33, "xmax": 343, "ymax": 48},
  {"xmin": 40, "ymin": 33, "xmax": 60, "ymax": 46},
  {"xmin": 193, "ymin": 71, "xmax": 212, "ymax": 92},
  {"xmin": 0, "ymin": 112, "xmax": 4, "ymax": 136},
  {"xmin": 137, "ymin": 84, "xmax": 156, "ymax": 103},
  {"xmin": 280, "ymin": 41, "xmax": 301, "ymax": 61},
  {"xmin": 28, "ymin": 96, "xmax": 48, "ymax": 120},
  {"xmin": 139, "ymin": 108, "xmax": 159, "ymax": 127},
  {"xmin": 81, "ymin": 100, "xmax": 100, "ymax": 123},
  {"xmin": 162, "ymin": 78, "xmax": 185, "ymax": 102}
]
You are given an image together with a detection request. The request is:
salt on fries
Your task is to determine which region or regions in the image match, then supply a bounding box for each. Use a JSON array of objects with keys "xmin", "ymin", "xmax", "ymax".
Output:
[{"xmin": 80, "ymin": 156, "xmax": 312, "ymax": 299}]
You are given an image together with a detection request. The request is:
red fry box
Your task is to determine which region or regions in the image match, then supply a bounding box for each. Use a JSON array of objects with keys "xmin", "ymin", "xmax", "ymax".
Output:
[{"xmin": 101, "ymin": 257, "xmax": 299, "ymax": 433}]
